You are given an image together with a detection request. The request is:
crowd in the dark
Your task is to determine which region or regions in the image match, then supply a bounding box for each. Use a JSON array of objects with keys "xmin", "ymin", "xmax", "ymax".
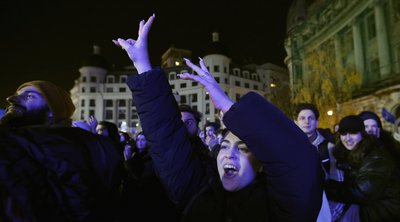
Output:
[{"xmin": 1, "ymin": 14, "xmax": 400, "ymax": 222}]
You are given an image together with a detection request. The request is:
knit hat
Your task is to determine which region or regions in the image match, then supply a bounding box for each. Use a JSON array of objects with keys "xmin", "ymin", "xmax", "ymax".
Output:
[
  {"xmin": 358, "ymin": 111, "xmax": 382, "ymax": 129},
  {"xmin": 17, "ymin": 81, "xmax": 75, "ymax": 125},
  {"xmin": 338, "ymin": 115, "xmax": 365, "ymax": 134}
]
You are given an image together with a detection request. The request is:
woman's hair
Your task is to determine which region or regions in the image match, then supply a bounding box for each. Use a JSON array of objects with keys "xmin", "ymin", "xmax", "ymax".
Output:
[
  {"xmin": 333, "ymin": 133, "xmax": 380, "ymax": 168},
  {"xmin": 135, "ymin": 131, "xmax": 145, "ymax": 140},
  {"xmin": 98, "ymin": 121, "xmax": 120, "ymax": 143}
]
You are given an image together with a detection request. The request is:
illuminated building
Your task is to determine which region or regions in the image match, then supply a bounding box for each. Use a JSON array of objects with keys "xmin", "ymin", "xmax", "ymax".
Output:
[
  {"xmin": 285, "ymin": 0, "xmax": 400, "ymax": 129},
  {"xmin": 71, "ymin": 34, "xmax": 289, "ymax": 132}
]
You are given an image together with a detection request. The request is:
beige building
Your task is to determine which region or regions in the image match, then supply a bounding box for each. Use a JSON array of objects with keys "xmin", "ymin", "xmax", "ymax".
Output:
[
  {"xmin": 71, "ymin": 34, "xmax": 289, "ymax": 132},
  {"xmin": 285, "ymin": 0, "xmax": 400, "ymax": 130}
]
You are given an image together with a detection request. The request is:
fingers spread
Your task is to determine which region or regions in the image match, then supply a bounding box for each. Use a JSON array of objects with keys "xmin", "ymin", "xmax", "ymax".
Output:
[
  {"xmin": 112, "ymin": 39, "xmax": 121, "ymax": 47},
  {"xmin": 138, "ymin": 20, "xmax": 145, "ymax": 35},
  {"xmin": 183, "ymin": 58, "xmax": 206, "ymax": 76},
  {"xmin": 139, "ymin": 14, "xmax": 155, "ymax": 40},
  {"xmin": 198, "ymin": 57, "xmax": 209, "ymax": 72},
  {"xmin": 117, "ymin": 38, "xmax": 131, "ymax": 50}
]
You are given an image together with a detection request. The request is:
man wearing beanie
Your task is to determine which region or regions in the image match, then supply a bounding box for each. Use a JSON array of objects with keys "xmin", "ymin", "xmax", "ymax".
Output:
[
  {"xmin": 0, "ymin": 80, "xmax": 75, "ymax": 127},
  {"xmin": 0, "ymin": 81, "xmax": 123, "ymax": 221}
]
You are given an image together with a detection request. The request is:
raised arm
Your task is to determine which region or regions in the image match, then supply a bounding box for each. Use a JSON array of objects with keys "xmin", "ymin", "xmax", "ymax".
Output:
[
  {"xmin": 115, "ymin": 16, "xmax": 210, "ymax": 210},
  {"xmin": 179, "ymin": 58, "xmax": 233, "ymax": 113},
  {"xmin": 113, "ymin": 14, "xmax": 155, "ymax": 74},
  {"xmin": 179, "ymin": 58, "xmax": 323, "ymax": 221}
]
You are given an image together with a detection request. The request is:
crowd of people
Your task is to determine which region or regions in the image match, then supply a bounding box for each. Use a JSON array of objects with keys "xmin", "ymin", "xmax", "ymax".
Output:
[{"xmin": 1, "ymin": 14, "xmax": 400, "ymax": 222}]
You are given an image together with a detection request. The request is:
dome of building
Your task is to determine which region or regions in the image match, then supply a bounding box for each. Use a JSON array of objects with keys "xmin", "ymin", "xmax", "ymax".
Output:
[
  {"xmin": 204, "ymin": 32, "xmax": 229, "ymax": 56},
  {"xmin": 81, "ymin": 45, "xmax": 109, "ymax": 70}
]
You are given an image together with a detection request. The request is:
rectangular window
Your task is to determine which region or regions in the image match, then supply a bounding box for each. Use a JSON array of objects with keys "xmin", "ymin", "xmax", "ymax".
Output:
[
  {"xmin": 105, "ymin": 99, "xmax": 113, "ymax": 107},
  {"xmin": 81, "ymin": 87, "xmax": 85, "ymax": 93},
  {"xmin": 118, "ymin": 110, "xmax": 126, "ymax": 119},
  {"xmin": 224, "ymin": 66, "xmax": 227, "ymax": 73},
  {"xmin": 105, "ymin": 110, "xmax": 113, "ymax": 119},
  {"xmin": 180, "ymin": 95, "xmax": 187, "ymax": 104},
  {"xmin": 244, "ymin": 83, "xmax": 250, "ymax": 88},
  {"xmin": 192, "ymin": 82, "xmax": 198, "ymax": 87},
  {"xmin": 82, "ymin": 76, "xmax": 87, "ymax": 82},
  {"xmin": 253, "ymin": 85, "xmax": 259, "ymax": 90},
  {"xmin": 106, "ymin": 87, "xmax": 113, "ymax": 92},
  {"xmin": 235, "ymin": 93, "xmax": 241, "ymax": 101},
  {"xmin": 215, "ymin": 77, "xmax": 220, "ymax": 83},
  {"xmin": 89, "ymin": 99, "xmax": 95, "ymax": 107},
  {"xmin": 214, "ymin": 65, "xmax": 220, "ymax": 72},
  {"xmin": 170, "ymin": 84, "xmax": 175, "ymax": 89},
  {"xmin": 120, "ymin": 76, "xmax": 127, "ymax": 83},
  {"xmin": 206, "ymin": 103, "xmax": 210, "ymax": 114},
  {"xmin": 119, "ymin": 87, "xmax": 126, "ymax": 92},
  {"xmin": 89, "ymin": 109, "xmax": 95, "ymax": 117},
  {"xmin": 191, "ymin": 93, "xmax": 198, "ymax": 102},
  {"xmin": 235, "ymin": 81, "xmax": 241, "ymax": 87},
  {"xmin": 90, "ymin": 87, "xmax": 96, "ymax": 93},
  {"xmin": 180, "ymin": 83, "xmax": 187, "ymax": 88},
  {"xmin": 80, "ymin": 110, "xmax": 85, "ymax": 120},
  {"xmin": 90, "ymin": 76, "xmax": 97, "ymax": 83},
  {"xmin": 81, "ymin": 99, "xmax": 85, "ymax": 107},
  {"xmin": 170, "ymin": 73, "xmax": 176, "ymax": 80},
  {"xmin": 107, "ymin": 76, "xmax": 114, "ymax": 83},
  {"xmin": 118, "ymin": 99, "xmax": 126, "ymax": 107}
]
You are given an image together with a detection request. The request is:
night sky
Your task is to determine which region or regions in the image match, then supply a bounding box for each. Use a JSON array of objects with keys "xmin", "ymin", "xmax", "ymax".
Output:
[{"xmin": 0, "ymin": 0, "xmax": 293, "ymax": 108}]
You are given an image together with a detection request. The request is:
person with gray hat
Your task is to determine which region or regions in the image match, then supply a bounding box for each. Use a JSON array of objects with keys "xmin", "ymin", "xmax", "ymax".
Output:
[{"xmin": 325, "ymin": 115, "xmax": 400, "ymax": 221}]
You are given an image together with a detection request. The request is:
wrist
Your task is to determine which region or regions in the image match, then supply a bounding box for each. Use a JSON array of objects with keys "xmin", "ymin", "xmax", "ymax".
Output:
[
  {"xmin": 134, "ymin": 60, "xmax": 152, "ymax": 74},
  {"xmin": 220, "ymin": 100, "xmax": 234, "ymax": 113}
]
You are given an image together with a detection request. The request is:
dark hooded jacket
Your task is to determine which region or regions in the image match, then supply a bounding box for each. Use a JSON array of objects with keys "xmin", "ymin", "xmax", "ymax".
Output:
[
  {"xmin": 0, "ymin": 126, "xmax": 123, "ymax": 222},
  {"xmin": 127, "ymin": 68, "xmax": 323, "ymax": 222}
]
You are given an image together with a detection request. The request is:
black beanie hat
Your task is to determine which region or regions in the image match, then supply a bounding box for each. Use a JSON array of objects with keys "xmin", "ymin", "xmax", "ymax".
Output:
[
  {"xmin": 338, "ymin": 115, "xmax": 365, "ymax": 134},
  {"xmin": 358, "ymin": 111, "xmax": 382, "ymax": 129}
]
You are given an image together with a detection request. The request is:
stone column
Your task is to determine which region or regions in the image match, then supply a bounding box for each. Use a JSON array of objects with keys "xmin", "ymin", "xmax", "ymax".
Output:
[
  {"xmin": 374, "ymin": 1, "xmax": 391, "ymax": 76},
  {"xmin": 352, "ymin": 20, "xmax": 365, "ymax": 75},
  {"xmin": 334, "ymin": 35, "xmax": 344, "ymax": 84}
]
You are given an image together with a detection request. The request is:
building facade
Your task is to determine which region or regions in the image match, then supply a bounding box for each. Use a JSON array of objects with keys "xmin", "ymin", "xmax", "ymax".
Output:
[
  {"xmin": 285, "ymin": 0, "xmax": 400, "ymax": 130},
  {"xmin": 71, "ymin": 34, "xmax": 289, "ymax": 132}
]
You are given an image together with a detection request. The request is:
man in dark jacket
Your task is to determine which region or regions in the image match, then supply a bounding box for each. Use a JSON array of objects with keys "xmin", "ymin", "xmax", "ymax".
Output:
[
  {"xmin": 0, "ymin": 81, "xmax": 123, "ymax": 221},
  {"xmin": 1, "ymin": 80, "xmax": 75, "ymax": 127},
  {"xmin": 114, "ymin": 14, "xmax": 323, "ymax": 221}
]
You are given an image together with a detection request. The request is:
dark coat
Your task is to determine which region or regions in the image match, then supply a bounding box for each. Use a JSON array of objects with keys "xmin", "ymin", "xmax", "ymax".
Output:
[
  {"xmin": 128, "ymin": 68, "xmax": 323, "ymax": 222},
  {"xmin": 0, "ymin": 126, "xmax": 123, "ymax": 222},
  {"xmin": 119, "ymin": 148, "xmax": 180, "ymax": 222},
  {"xmin": 326, "ymin": 137, "xmax": 400, "ymax": 221}
]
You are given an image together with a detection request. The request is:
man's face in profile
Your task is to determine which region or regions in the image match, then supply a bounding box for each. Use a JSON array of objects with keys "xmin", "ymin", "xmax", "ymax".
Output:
[{"xmin": 1, "ymin": 86, "xmax": 51, "ymax": 127}]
